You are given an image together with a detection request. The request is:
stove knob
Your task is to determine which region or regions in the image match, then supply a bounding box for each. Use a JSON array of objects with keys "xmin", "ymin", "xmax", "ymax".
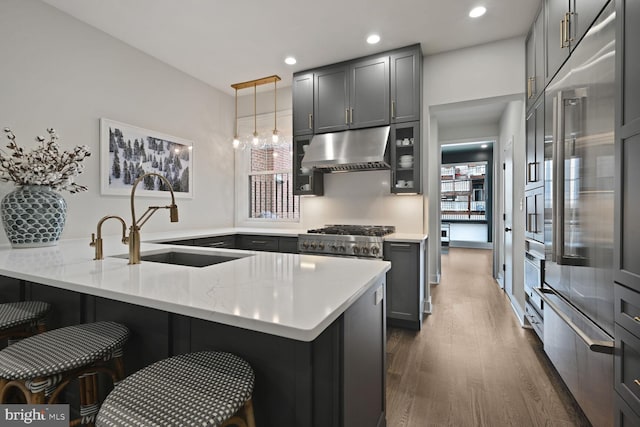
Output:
[
  {"xmin": 371, "ymin": 245, "xmax": 380, "ymax": 255},
  {"xmin": 353, "ymin": 246, "xmax": 361, "ymax": 255},
  {"xmin": 362, "ymin": 247, "xmax": 370, "ymax": 255},
  {"xmin": 302, "ymin": 241, "xmax": 309, "ymax": 249},
  {"xmin": 329, "ymin": 244, "xmax": 337, "ymax": 251},
  {"xmin": 338, "ymin": 245, "xmax": 346, "ymax": 253},
  {"xmin": 318, "ymin": 243, "xmax": 325, "ymax": 250},
  {"xmin": 310, "ymin": 242, "xmax": 317, "ymax": 250}
]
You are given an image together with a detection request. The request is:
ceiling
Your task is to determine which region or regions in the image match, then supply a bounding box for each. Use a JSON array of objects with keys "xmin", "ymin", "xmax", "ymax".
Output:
[{"xmin": 41, "ymin": 0, "xmax": 540, "ymax": 95}]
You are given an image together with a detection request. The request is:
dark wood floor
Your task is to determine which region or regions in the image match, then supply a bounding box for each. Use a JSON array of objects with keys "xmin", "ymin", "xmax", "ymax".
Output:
[{"xmin": 386, "ymin": 248, "xmax": 592, "ymax": 427}]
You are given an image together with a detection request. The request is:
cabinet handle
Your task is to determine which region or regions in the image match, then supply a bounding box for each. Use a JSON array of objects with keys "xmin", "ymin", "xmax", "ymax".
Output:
[
  {"xmin": 566, "ymin": 12, "xmax": 575, "ymax": 43},
  {"xmin": 391, "ymin": 101, "xmax": 396, "ymax": 118},
  {"xmin": 350, "ymin": 108, "xmax": 354, "ymax": 124},
  {"xmin": 527, "ymin": 213, "xmax": 538, "ymax": 234},
  {"xmin": 251, "ymin": 240, "xmax": 267, "ymax": 245},
  {"xmin": 634, "ymin": 379, "xmax": 640, "ymax": 387},
  {"xmin": 560, "ymin": 17, "xmax": 569, "ymax": 48},
  {"xmin": 345, "ymin": 109, "xmax": 349, "ymax": 124},
  {"xmin": 530, "ymin": 77, "xmax": 535, "ymax": 98},
  {"xmin": 527, "ymin": 162, "xmax": 538, "ymax": 182},
  {"xmin": 389, "ymin": 243, "xmax": 411, "ymax": 247},
  {"xmin": 308, "ymin": 113, "xmax": 313, "ymax": 129},
  {"xmin": 633, "ymin": 316, "xmax": 640, "ymax": 323}
]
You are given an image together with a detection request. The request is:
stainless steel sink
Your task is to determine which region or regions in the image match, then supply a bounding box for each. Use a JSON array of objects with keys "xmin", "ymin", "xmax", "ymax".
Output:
[{"xmin": 112, "ymin": 249, "xmax": 250, "ymax": 267}]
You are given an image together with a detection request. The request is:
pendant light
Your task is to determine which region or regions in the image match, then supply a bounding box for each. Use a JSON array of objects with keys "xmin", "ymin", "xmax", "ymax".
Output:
[{"xmin": 230, "ymin": 75, "xmax": 282, "ymax": 150}]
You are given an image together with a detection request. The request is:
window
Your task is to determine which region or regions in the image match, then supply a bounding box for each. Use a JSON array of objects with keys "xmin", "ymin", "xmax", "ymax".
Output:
[
  {"xmin": 235, "ymin": 110, "xmax": 299, "ymax": 222},
  {"xmin": 248, "ymin": 144, "xmax": 299, "ymax": 220},
  {"xmin": 441, "ymin": 162, "xmax": 487, "ymax": 221}
]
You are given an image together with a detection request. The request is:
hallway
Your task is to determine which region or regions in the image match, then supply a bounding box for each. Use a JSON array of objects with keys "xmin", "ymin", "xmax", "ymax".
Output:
[{"xmin": 386, "ymin": 248, "xmax": 591, "ymax": 426}]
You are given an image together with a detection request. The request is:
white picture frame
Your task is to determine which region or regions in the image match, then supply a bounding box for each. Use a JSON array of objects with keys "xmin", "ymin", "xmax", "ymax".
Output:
[{"xmin": 100, "ymin": 118, "xmax": 193, "ymax": 198}]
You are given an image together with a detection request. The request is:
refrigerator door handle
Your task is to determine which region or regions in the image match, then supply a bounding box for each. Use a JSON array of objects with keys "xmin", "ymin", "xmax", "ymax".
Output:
[{"xmin": 552, "ymin": 93, "xmax": 563, "ymax": 264}]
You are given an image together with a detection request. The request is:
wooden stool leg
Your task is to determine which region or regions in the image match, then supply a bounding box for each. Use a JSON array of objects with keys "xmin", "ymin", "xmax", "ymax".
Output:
[
  {"xmin": 78, "ymin": 372, "xmax": 98, "ymax": 427},
  {"xmin": 244, "ymin": 399, "xmax": 256, "ymax": 427}
]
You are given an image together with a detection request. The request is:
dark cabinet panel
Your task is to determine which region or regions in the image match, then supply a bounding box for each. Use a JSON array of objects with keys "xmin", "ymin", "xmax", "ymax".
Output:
[
  {"xmin": 384, "ymin": 241, "xmax": 424, "ymax": 330},
  {"xmin": 293, "ymin": 73, "xmax": 314, "ymax": 136},
  {"xmin": 0, "ymin": 276, "xmax": 22, "ymax": 302},
  {"xmin": 616, "ymin": 391, "xmax": 640, "ymax": 427},
  {"xmin": 278, "ymin": 237, "xmax": 299, "ymax": 254},
  {"xmin": 615, "ymin": 283, "xmax": 640, "ymax": 339},
  {"xmin": 390, "ymin": 122, "xmax": 421, "ymax": 194},
  {"xmin": 350, "ymin": 56, "xmax": 389, "ymax": 129},
  {"xmin": 572, "ymin": 0, "xmax": 609, "ymax": 52},
  {"xmin": 237, "ymin": 235, "xmax": 280, "ymax": 252},
  {"xmin": 526, "ymin": 7, "xmax": 545, "ymax": 110},
  {"xmin": 294, "ymin": 135, "xmax": 323, "ymax": 196},
  {"xmin": 390, "ymin": 46, "xmax": 421, "ymax": 123},
  {"xmin": 546, "ymin": 0, "xmax": 571, "ymax": 84},
  {"xmin": 615, "ymin": 323, "xmax": 640, "ymax": 416},
  {"xmin": 192, "ymin": 235, "xmax": 236, "ymax": 249},
  {"xmin": 525, "ymin": 187, "xmax": 544, "ymax": 243},
  {"xmin": 25, "ymin": 282, "xmax": 82, "ymax": 329},
  {"xmin": 621, "ymin": 0, "xmax": 640, "ymax": 126},
  {"xmin": 314, "ymin": 65, "xmax": 350, "ymax": 134},
  {"xmin": 618, "ymin": 133, "xmax": 640, "ymax": 289},
  {"xmin": 525, "ymin": 97, "xmax": 544, "ymax": 190}
]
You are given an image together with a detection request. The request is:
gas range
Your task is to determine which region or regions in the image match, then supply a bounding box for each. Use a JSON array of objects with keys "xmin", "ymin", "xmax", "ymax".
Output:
[{"xmin": 298, "ymin": 225, "xmax": 395, "ymax": 259}]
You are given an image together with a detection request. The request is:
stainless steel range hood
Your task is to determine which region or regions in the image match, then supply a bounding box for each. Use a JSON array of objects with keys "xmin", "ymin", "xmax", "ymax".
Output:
[{"xmin": 301, "ymin": 126, "xmax": 390, "ymax": 172}]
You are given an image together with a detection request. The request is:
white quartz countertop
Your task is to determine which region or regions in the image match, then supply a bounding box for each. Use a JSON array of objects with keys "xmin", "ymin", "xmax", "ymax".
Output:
[
  {"xmin": 384, "ymin": 233, "xmax": 428, "ymax": 243},
  {"xmin": 0, "ymin": 238, "xmax": 389, "ymax": 342}
]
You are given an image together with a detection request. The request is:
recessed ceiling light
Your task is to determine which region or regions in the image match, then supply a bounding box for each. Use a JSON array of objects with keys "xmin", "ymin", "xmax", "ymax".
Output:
[
  {"xmin": 284, "ymin": 56, "xmax": 297, "ymax": 65},
  {"xmin": 469, "ymin": 6, "xmax": 487, "ymax": 18},
  {"xmin": 367, "ymin": 34, "xmax": 381, "ymax": 44},
  {"xmin": 481, "ymin": 144, "xmax": 488, "ymax": 148}
]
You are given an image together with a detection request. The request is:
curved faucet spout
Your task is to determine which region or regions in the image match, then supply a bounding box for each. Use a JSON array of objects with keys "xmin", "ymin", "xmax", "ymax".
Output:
[
  {"xmin": 129, "ymin": 172, "xmax": 180, "ymax": 264},
  {"xmin": 90, "ymin": 215, "xmax": 129, "ymax": 260}
]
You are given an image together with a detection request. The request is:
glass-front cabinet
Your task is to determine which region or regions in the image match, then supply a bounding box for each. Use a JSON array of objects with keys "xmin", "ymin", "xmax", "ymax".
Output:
[
  {"xmin": 293, "ymin": 136, "xmax": 323, "ymax": 196},
  {"xmin": 390, "ymin": 121, "xmax": 421, "ymax": 194}
]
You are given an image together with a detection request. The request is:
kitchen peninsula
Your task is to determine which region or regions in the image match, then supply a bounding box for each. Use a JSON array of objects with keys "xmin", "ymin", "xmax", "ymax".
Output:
[{"xmin": 0, "ymin": 235, "xmax": 390, "ymax": 427}]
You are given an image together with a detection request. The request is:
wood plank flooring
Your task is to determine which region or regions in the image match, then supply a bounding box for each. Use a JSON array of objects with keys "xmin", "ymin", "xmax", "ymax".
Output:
[{"xmin": 386, "ymin": 248, "xmax": 592, "ymax": 427}]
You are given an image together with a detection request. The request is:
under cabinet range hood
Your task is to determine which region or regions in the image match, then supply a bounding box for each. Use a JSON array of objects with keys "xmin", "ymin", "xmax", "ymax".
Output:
[{"xmin": 301, "ymin": 126, "xmax": 390, "ymax": 172}]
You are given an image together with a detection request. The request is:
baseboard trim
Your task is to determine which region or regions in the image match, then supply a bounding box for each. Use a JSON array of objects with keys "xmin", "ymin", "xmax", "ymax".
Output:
[
  {"xmin": 509, "ymin": 297, "xmax": 526, "ymax": 327},
  {"xmin": 429, "ymin": 272, "xmax": 440, "ymax": 285},
  {"xmin": 423, "ymin": 296, "xmax": 432, "ymax": 314}
]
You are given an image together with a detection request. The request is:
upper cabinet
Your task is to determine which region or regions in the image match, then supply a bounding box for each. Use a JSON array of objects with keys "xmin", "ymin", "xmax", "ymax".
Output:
[
  {"xmin": 545, "ymin": 0, "xmax": 609, "ymax": 84},
  {"xmin": 292, "ymin": 73, "xmax": 314, "ymax": 136},
  {"xmin": 390, "ymin": 46, "xmax": 422, "ymax": 123},
  {"xmin": 525, "ymin": 6, "xmax": 545, "ymax": 111},
  {"xmin": 313, "ymin": 55, "xmax": 389, "ymax": 133},
  {"xmin": 390, "ymin": 122, "xmax": 421, "ymax": 194},
  {"xmin": 525, "ymin": 96, "xmax": 544, "ymax": 191}
]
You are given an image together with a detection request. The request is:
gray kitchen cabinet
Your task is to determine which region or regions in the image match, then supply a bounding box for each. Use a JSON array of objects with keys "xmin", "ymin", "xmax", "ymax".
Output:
[
  {"xmin": 614, "ymin": 1, "xmax": 640, "ymax": 422},
  {"xmin": 292, "ymin": 73, "xmax": 314, "ymax": 136},
  {"xmin": 525, "ymin": 96, "xmax": 544, "ymax": 191},
  {"xmin": 384, "ymin": 240, "xmax": 425, "ymax": 330},
  {"xmin": 546, "ymin": 0, "xmax": 609, "ymax": 85},
  {"xmin": 390, "ymin": 45, "xmax": 422, "ymax": 124},
  {"xmin": 162, "ymin": 235, "xmax": 236, "ymax": 249},
  {"xmin": 237, "ymin": 234, "xmax": 280, "ymax": 252},
  {"xmin": 278, "ymin": 237, "xmax": 299, "ymax": 254},
  {"xmin": 294, "ymin": 135, "xmax": 323, "ymax": 196},
  {"xmin": 313, "ymin": 64, "xmax": 350, "ymax": 134},
  {"xmin": 390, "ymin": 121, "xmax": 421, "ymax": 194},
  {"xmin": 525, "ymin": 5, "xmax": 545, "ymax": 111},
  {"xmin": 313, "ymin": 56, "xmax": 389, "ymax": 133},
  {"xmin": 525, "ymin": 186, "xmax": 544, "ymax": 243}
]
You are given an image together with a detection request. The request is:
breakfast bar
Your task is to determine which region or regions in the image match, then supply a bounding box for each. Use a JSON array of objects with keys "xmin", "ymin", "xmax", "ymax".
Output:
[{"xmin": 0, "ymin": 238, "xmax": 390, "ymax": 427}]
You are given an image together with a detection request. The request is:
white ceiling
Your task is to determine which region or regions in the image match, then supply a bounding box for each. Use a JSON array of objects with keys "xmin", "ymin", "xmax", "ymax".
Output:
[{"xmin": 41, "ymin": 0, "xmax": 540, "ymax": 95}]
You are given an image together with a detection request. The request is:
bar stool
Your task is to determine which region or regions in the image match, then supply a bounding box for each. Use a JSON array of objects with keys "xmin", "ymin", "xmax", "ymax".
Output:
[
  {"xmin": 0, "ymin": 321, "xmax": 129, "ymax": 426},
  {"xmin": 0, "ymin": 301, "xmax": 51, "ymax": 345},
  {"xmin": 96, "ymin": 351, "xmax": 256, "ymax": 427}
]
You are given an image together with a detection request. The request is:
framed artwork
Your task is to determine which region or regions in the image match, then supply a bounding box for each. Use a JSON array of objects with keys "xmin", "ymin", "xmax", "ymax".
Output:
[{"xmin": 100, "ymin": 118, "xmax": 193, "ymax": 198}]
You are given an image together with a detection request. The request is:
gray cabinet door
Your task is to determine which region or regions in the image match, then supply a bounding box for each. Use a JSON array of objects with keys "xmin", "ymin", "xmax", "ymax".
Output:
[
  {"xmin": 293, "ymin": 135, "xmax": 323, "ymax": 196},
  {"xmin": 615, "ymin": 0, "xmax": 640, "ymax": 292},
  {"xmin": 390, "ymin": 121, "xmax": 421, "ymax": 194},
  {"xmin": 390, "ymin": 47, "xmax": 421, "ymax": 123},
  {"xmin": 350, "ymin": 56, "xmax": 389, "ymax": 129},
  {"xmin": 314, "ymin": 65, "xmax": 349, "ymax": 134},
  {"xmin": 546, "ymin": 0, "xmax": 571, "ymax": 84},
  {"xmin": 525, "ymin": 97, "xmax": 544, "ymax": 191},
  {"xmin": 292, "ymin": 73, "xmax": 314, "ymax": 136},
  {"xmin": 526, "ymin": 7, "xmax": 545, "ymax": 111},
  {"xmin": 384, "ymin": 241, "xmax": 421, "ymax": 329}
]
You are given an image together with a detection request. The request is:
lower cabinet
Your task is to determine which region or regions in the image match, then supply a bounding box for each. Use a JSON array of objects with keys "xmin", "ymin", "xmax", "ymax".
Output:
[
  {"xmin": 237, "ymin": 235, "xmax": 280, "ymax": 252},
  {"xmin": 383, "ymin": 240, "xmax": 425, "ymax": 330},
  {"xmin": 615, "ymin": 282, "xmax": 640, "ymax": 425},
  {"xmin": 162, "ymin": 234, "xmax": 298, "ymax": 254}
]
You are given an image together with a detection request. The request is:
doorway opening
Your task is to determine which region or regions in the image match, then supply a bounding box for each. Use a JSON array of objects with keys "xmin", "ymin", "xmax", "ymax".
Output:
[{"xmin": 441, "ymin": 141, "xmax": 494, "ymax": 250}]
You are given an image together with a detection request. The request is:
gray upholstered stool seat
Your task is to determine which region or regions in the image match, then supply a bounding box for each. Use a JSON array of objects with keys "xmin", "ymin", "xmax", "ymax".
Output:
[
  {"xmin": 0, "ymin": 321, "xmax": 129, "ymax": 426},
  {"xmin": 96, "ymin": 351, "xmax": 256, "ymax": 427},
  {"xmin": 0, "ymin": 301, "xmax": 51, "ymax": 343}
]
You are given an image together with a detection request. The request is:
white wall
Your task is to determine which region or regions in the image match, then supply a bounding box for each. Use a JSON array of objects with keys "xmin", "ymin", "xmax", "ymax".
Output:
[
  {"xmin": 423, "ymin": 37, "xmax": 525, "ymax": 284},
  {"xmin": 498, "ymin": 100, "xmax": 526, "ymax": 318},
  {"xmin": 0, "ymin": 0, "xmax": 235, "ymax": 244}
]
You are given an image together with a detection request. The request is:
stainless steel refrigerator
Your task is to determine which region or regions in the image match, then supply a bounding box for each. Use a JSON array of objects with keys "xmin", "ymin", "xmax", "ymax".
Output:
[{"xmin": 541, "ymin": 2, "xmax": 616, "ymax": 426}]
